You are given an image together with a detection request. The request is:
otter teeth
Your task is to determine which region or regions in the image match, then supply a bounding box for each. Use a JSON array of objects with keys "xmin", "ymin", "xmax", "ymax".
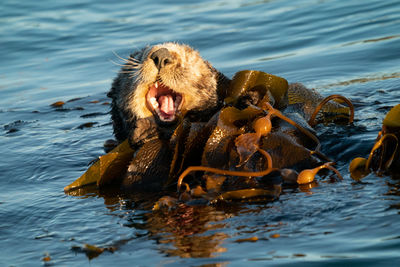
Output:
[{"xmin": 150, "ymin": 97, "xmax": 159, "ymax": 108}]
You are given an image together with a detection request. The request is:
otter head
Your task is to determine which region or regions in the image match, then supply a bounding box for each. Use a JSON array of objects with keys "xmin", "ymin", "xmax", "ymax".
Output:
[
  {"xmin": 109, "ymin": 43, "xmax": 228, "ymax": 143},
  {"xmin": 131, "ymin": 43, "xmax": 219, "ymax": 123}
]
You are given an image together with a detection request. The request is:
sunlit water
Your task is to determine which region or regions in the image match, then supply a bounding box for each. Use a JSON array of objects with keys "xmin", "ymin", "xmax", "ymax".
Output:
[{"xmin": 1, "ymin": 0, "xmax": 400, "ymax": 266}]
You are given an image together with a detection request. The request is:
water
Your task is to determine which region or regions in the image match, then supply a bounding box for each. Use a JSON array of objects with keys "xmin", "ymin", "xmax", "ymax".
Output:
[{"xmin": 1, "ymin": 0, "xmax": 400, "ymax": 265}]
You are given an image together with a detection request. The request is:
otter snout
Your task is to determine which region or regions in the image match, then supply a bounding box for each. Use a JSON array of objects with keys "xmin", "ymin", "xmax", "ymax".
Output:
[{"xmin": 150, "ymin": 48, "xmax": 173, "ymax": 70}]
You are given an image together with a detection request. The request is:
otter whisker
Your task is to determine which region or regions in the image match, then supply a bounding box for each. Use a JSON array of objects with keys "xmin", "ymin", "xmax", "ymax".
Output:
[
  {"xmin": 109, "ymin": 59, "xmax": 128, "ymax": 67},
  {"xmin": 119, "ymin": 71, "xmax": 136, "ymax": 74},
  {"xmin": 112, "ymin": 50, "xmax": 133, "ymax": 63},
  {"xmin": 122, "ymin": 64, "xmax": 142, "ymax": 70},
  {"xmin": 109, "ymin": 59, "xmax": 140, "ymax": 69},
  {"xmin": 112, "ymin": 70, "xmax": 140, "ymax": 77},
  {"xmin": 128, "ymin": 56, "xmax": 141, "ymax": 63}
]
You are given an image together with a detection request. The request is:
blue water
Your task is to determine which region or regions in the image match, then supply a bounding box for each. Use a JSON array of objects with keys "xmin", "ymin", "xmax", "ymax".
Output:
[{"xmin": 1, "ymin": 0, "xmax": 400, "ymax": 266}]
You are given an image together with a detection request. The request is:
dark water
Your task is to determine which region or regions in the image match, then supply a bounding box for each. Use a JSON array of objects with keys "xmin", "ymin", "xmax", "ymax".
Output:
[{"xmin": 1, "ymin": 0, "xmax": 400, "ymax": 266}]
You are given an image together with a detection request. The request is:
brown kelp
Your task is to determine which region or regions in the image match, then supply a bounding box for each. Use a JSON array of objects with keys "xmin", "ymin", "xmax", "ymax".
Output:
[
  {"xmin": 350, "ymin": 104, "xmax": 400, "ymax": 180},
  {"xmin": 64, "ymin": 139, "xmax": 134, "ymax": 192}
]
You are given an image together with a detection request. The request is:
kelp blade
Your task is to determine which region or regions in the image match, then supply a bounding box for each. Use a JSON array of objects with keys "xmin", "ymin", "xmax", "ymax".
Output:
[
  {"xmin": 213, "ymin": 188, "xmax": 281, "ymax": 203},
  {"xmin": 225, "ymin": 70, "xmax": 289, "ymax": 108},
  {"xmin": 64, "ymin": 139, "xmax": 134, "ymax": 192},
  {"xmin": 349, "ymin": 157, "xmax": 370, "ymax": 181},
  {"xmin": 383, "ymin": 104, "xmax": 400, "ymax": 128}
]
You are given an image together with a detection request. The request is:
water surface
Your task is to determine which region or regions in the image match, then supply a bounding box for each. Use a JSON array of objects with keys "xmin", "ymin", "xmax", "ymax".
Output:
[{"xmin": 1, "ymin": 0, "xmax": 400, "ymax": 266}]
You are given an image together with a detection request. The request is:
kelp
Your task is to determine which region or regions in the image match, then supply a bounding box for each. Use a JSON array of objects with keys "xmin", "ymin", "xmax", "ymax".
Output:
[
  {"xmin": 350, "ymin": 133, "xmax": 399, "ymax": 180},
  {"xmin": 175, "ymin": 73, "xmax": 348, "ymax": 202},
  {"xmin": 262, "ymin": 102, "xmax": 323, "ymax": 154},
  {"xmin": 365, "ymin": 134, "xmax": 398, "ymax": 171},
  {"xmin": 211, "ymin": 188, "xmax": 281, "ymax": 203},
  {"xmin": 350, "ymin": 104, "xmax": 400, "ymax": 180},
  {"xmin": 296, "ymin": 162, "xmax": 343, "ymax": 184},
  {"xmin": 287, "ymin": 83, "xmax": 353, "ymax": 123},
  {"xmin": 201, "ymin": 106, "xmax": 262, "ymax": 169},
  {"xmin": 177, "ymin": 160, "xmax": 278, "ymax": 193},
  {"xmin": 64, "ymin": 139, "xmax": 134, "ymax": 192},
  {"xmin": 71, "ymin": 243, "xmax": 116, "ymax": 260},
  {"xmin": 308, "ymin": 94, "xmax": 354, "ymax": 126},
  {"xmin": 65, "ymin": 70, "xmax": 354, "ymax": 204},
  {"xmin": 224, "ymin": 70, "xmax": 289, "ymax": 109},
  {"xmin": 383, "ymin": 104, "xmax": 400, "ymax": 128},
  {"xmin": 349, "ymin": 157, "xmax": 369, "ymax": 181}
]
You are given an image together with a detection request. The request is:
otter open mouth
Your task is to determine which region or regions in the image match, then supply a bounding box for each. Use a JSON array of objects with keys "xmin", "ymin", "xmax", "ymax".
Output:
[{"xmin": 146, "ymin": 81, "xmax": 183, "ymax": 123}]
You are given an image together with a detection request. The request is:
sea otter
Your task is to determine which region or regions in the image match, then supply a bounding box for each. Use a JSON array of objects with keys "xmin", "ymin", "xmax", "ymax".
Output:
[
  {"xmin": 107, "ymin": 43, "xmax": 231, "ymax": 191},
  {"xmin": 108, "ymin": 42, "xmax": 230, "ymax": 148},
  {"xmin": 106, "ymin": 43, "xmax": 350, "ymax": 193}
]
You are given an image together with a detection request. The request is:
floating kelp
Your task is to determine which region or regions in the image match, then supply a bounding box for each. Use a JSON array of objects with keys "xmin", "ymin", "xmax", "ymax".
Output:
[
  {"xmin": 350, "ymin": 133, "xmax": 398, "ymax": 179},
  {"xmin": 383, "ymin": 104, "xmax": 400, "ymax": 128},
  {"xmin": 41, "ymin": 253, "xmax": 51, "ymax": 262},
  {"xmin": 350, "ymin": 104, "xmax": 400, "ymax": 180},
  {"xmin": 224, "ymin": 70, "xmax": 289, "ymax": 109},
  {"xmin": 71, "ymin": 243, "xmax": 116, "ymax": 260},
  {"xmin": 65, "ymin": 70, "xmax": 354, "ymax": 205},
  {"xmin": 349, "ymin": 157, "xmax": 369, "ymax": 181},
  {"xmin": 308, "ymin": 94, "xmax": 354, "ymax": 127},
  {"xmin": 64, "ymin": 139, "xmax": 134, "ymax": 192},
  {"xmin": 50, "ymin": 101, "xmax": 65, "ymax": 108},
  {"xmin": 211, "ymin": 188, "xmax": 281, "ymax": 203},
  {"xmin": 296, "ymin": 162, "xmax": 342, "ymax": 184}
]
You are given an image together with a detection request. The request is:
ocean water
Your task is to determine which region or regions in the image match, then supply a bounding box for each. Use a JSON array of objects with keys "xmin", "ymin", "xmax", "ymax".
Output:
[{"xmin": 1, "ymin": 0, "xmax": 400, "ymax": 266}]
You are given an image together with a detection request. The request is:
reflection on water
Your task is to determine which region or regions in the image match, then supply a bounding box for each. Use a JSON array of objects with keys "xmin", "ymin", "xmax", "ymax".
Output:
[
  {"xmin": 72, "ymin": 185, "xmax": 238, "ymax": 259},
  {"xmin": 147, "ymin": 205, "xmax": 230, "ymax": 258},
  {"xmin": 67, "ymin": 179, "xmax": 325, "ymax": 261},
  {"xmin": 105, "ymin": 192, "xmax": 233, "ymax": 259}
]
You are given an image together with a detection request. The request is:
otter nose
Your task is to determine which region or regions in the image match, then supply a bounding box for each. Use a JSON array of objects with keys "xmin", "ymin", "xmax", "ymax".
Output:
[{"xmin": 150, "ymin": 48, "xmax": 173, "ymax": 70}]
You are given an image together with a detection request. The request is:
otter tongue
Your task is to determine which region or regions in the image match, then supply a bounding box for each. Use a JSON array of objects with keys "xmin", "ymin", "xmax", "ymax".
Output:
[{"xmin": 159, "ymin": 95, "xmax": 175, "ymax": 115}]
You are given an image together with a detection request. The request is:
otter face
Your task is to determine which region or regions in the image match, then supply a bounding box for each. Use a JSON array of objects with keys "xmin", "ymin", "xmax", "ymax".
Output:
[
  {"xmin": 109, "ymin": 43, "xmax": 228, "ymax": 143},
  {"xmin": 125, "ymin": 43, "xmax": 218, "ymax": 123}
]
